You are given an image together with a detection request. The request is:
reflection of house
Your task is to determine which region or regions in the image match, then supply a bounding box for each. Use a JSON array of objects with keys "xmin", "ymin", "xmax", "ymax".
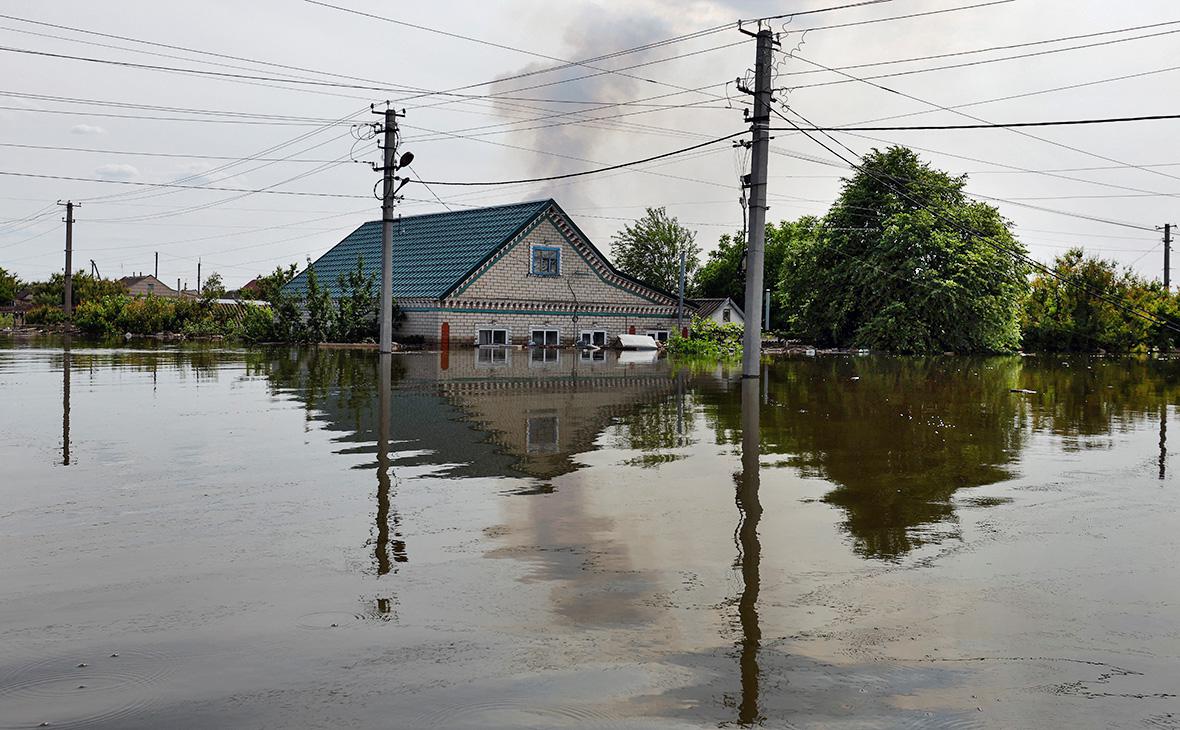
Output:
[
  {"xmin": 117, "ymin": 274, "xmax": 182, "ymax": 298},
  {"xmin": 693, "ymin": 297, "xmax": 745, "ymax": 326},
  {"xmin": 283, "ymin": 199, "xmax": 692, "ymax": 346}
]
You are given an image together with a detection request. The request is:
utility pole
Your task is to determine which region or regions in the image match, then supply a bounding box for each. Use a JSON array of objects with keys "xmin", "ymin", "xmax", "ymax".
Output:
[
  {"xmin": 58, "ymin": 200, "xmax": 79, "ymax": 315},
  {"xmin": 197, "ymin": 259, "xmax": 202, "ymax": 295},
  {"xmin": 677, "ymin": 250, "xmax": 687, "ymax": 333},
  {"xmin": 763, "ymin": 288, "xmax": 770, "ymax": 331},
  {"xmin": 154, "ymin": 251, "xmax": 159, "ymax": 280},
  {"xmin": 1164, "ymin": 223, "xmax": 1172, "ymax": 291},
  {"xmin": 738, "ymin": 26, "xmax": 775, "ymax": 378},
  {"xmin": 372, "ymin": 104, "xmax": 411, "ymax": 354}
]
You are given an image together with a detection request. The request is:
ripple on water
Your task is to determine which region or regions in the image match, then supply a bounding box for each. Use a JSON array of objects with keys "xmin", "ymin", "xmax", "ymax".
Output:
[
  {"xmin": 408, "ymin": 698, "xmax": 626, "ymax": 728},
  {"xmin": 0, "ymin": 649, "xmax": 172, "ymax": 729}
]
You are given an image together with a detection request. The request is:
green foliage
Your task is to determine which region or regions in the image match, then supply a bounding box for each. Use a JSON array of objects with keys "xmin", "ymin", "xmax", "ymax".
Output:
[
  {"xmin": 25, "ymin": 304, "xmax": 67, "ymax": 325},
  {"xmin": 610, "ymin": 207, "xmax": 700, "ymax": 293},
  {"xmin": 0, "ymin": 312, "xmax": 14, "ymax": 329},
  {"xmin": 1021, "ymin": 248, "xmax": 1180, "ymax": 352},
  {"xmin": 239, "ymin": 305, "xmax": 277, "ymax": 342},
  {"xmin": 268, "ymin": 256, "xmax": 400, "ymax": 344},
  {"xmin": 250, "ymin": 263, "xmax": 299, "ymax": 303},
  {"xmin": 27, "ymin": 271, "xmax": 126, "ymax": 309},
  {"xmin": 691, "ymin": 217, "xmax": 820, "ymax": 329},
  {"xmin": 201, "ymin": 272, "xmax": 226, "ymax": 299},
  {"xmin": 333, "ymin": 255, "xmax": 379, "ymax": 343},
  {"xmin": 667, "ymin": 317, "xmax": 744, "ymax": 359},
  {"xmin": 0, "ymin": 266, "xmax": 20, "ymax": 303},
  {"xmin": 73, "ymin": 294, "xmax": 244, "ymax": 337},
  {"xmin": 776, "ymin": 147, "xmax": 1029, "ymax": 353}
]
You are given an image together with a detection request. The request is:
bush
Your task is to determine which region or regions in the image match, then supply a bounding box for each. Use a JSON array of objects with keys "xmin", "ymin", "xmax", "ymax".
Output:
[
  {"xmin": 240, "ymin": 305, "xmax": 277, "ymax": 342},
  {"xmin": 74, "ymin": 296, "xmax": 125, "ymax": 335},
  {"xmin": 25, "ymin": 304, "xmax": 67, "ymax": 325},
  {"xmin": 667, "ymin": 317, "xmax": 743, "ymax": 359},
  {"xmin": 0, "ymin": 313, "xmax": 14, "ymax": 329}
]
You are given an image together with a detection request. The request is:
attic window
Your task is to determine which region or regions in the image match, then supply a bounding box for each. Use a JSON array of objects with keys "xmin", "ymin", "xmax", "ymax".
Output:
[{"xmin": 531, "ymin": 245, "xmax": 560, "ymax": 276}]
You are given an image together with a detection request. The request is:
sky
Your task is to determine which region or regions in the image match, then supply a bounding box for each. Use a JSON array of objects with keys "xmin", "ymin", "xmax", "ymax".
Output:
[{"xmin": 0, "ymin": 0, "xmax": 1177, "ymax": 289}]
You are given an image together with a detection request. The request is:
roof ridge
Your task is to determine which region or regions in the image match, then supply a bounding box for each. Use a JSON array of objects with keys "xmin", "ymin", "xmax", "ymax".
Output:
[{"xmin": 352, "ymin": 198, "xmax": 553, "ymax": 226}]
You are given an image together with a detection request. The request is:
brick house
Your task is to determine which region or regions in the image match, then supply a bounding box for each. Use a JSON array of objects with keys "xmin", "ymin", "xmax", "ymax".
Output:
[
  {"xmin": 284, "ymin": 199, "xmax": 692, "ymax": 346},
  {"xmin": 117, "ymin": 274, "xmax": 181, "ymax": 298}
]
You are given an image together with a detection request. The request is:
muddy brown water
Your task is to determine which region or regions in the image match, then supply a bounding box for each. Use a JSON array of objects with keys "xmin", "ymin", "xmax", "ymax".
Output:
[{"xmin": 1, "ymin": 338, "xmax": 1178, "ymax": 728}]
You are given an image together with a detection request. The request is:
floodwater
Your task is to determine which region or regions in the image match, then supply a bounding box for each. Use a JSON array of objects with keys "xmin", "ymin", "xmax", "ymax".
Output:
[{"xmin": 1, "ymin": 339, "xmax": 1178, "ymax": 729}]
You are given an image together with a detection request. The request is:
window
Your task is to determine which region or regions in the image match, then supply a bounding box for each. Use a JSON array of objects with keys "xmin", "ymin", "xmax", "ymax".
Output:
[
  {"xmin": 477, "ymin": 328, "xmax": 508, "ymax": 346},
  {"xmin": 579, "ymin": 330, "xmax": 607, "ymax": 347},
  {"xmin": 645, "ymin": 330, "xmax": 670, "ymax": 344},
  {"xmin": 477, "ymin": 347, "xmax": 509, "ymax": 366},
  {"xmin": 531, "ymin": 245, "xmax": 561, "ymax": 276},
  {"xmin": 530, "ymin": 347, "xmax": 560, "ymax": 366},
  {"xmin": 722, "ymin": 308, "xmax": 731, "ymax": 322},
  {"xmin": 580, "ymin": 349, "xmax": 606, "ymax": 363},
  {"xmin": 530, "ymin": 329, "xmax": 559, "ymax": 347},
  {"xmin": 526, "ymin": 414, "xmax": 559, "ymax": 454}
]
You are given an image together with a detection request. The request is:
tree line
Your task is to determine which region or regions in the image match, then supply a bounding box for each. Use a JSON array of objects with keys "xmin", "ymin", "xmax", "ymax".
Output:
[{"xmin": 608, "ymin": 146, "xmax": 1180, "ymax": 354}]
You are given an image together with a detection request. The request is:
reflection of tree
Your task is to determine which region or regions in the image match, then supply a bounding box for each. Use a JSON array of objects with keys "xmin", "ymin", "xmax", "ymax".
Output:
[{"xmin": 702, "ymin": 358, "xmax": 1027, "ymax": 560}]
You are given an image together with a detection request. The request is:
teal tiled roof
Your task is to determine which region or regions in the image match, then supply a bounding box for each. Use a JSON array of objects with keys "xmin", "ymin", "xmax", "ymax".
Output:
[{"xmin": 284, "ymin": 199, "xmax": 552, "ymax": 299}]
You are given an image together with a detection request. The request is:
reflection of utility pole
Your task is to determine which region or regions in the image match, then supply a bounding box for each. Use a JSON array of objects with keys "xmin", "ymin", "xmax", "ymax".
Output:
[
  {"xmin": 735, "ymin": 377, "xmax": 763, "ymax": 726},
  {"xmin": 1160, "ymin": 404, "xmax": 1168, "ymax": 481},
  {"xmin": 375, "ymin": 353, "xmax": 407, "ymax": 586},
  {"xmin": 62, "ymin": 337, "xmax": 71, "ymax": 466}
]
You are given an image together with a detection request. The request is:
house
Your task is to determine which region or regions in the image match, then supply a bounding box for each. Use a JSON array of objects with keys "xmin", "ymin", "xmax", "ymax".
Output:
[
  {"xmin": 118, "ymin": 274, "xmax": 180, "ymax": 298},
  {"xmin": 693, "ymin": 297, "xmax": 745, "ymax": 327},
  {"xmin": 283, "ymin": 199, "xmax": 692, "ymax": 346}
]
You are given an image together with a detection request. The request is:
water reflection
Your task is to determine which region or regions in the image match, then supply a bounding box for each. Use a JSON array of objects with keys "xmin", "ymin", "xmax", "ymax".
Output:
[
  {"xmin": 735, "ymin": 377, "xmax": 762, "ymax": 726},
  {"xmin": 61, "ymin": 337, "xmax": 71, "ymax": 466}
]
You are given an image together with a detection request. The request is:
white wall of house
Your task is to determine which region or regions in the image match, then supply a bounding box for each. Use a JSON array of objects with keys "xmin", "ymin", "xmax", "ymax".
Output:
[{"xmin": 703, "ymin": 299, "xmax": 744, "ymax": 328}]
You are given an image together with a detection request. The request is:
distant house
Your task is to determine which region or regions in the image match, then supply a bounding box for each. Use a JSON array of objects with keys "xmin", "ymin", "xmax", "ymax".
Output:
[
  {"xmin": 118, "ymin": 275, "xmax": 180, "ymax": 298},
  {"xmin": 693, "ymin": 297, "xmax": 745, "ymax": 327},
  {"xmin": 284, "ymin": 199, "xmax": 693, "ymax": 346}
]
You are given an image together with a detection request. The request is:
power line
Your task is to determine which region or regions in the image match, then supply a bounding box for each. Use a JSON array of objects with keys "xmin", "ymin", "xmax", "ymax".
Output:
[
  {"xmin": 772, "ymin": 104, "xmax": 1179, "ymax": 333},
  {"xmin": 770, "ymin": 113, "xmax": 1180, "ymax": 131},
  {"xmin": 0, "ymin": 171, "xmax": 369, "ymax": 198},
  {"xmin": 781, "ymin": 23, "xmax": 1180, "ymax": 89},
  {"xmin": 414, "ymin": 132, "xmax": 744, "ymax": 186}
]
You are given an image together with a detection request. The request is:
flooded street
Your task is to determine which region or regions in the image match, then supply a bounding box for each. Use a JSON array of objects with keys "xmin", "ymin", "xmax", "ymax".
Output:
[{"xmin": 2, "ymin": 339, "xmax": 1178, "ymax": 728}]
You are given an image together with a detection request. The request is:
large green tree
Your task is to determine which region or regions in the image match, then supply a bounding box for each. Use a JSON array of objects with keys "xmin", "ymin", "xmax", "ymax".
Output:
[
  {"xmin": 778, "ymin": 147, "xmax": 1029, "ymax": 353},
  {"xmin": 609, "ymin": 207, "xmax": 700, "ymax": 293}
]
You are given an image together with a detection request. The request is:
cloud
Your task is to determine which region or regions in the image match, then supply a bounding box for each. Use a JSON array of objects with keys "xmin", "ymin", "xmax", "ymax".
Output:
[
  {"xmin": 95, "ymin": 163, "xmax": 139, "ymax": 180},
  {"xmin": 70, "ymin": 124, "xmax": 106, "ymax": 135}
]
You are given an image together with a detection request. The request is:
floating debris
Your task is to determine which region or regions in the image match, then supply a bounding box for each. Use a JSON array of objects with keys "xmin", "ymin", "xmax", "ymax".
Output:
[{"xmin": 1009, "ymin": 388, "xmax": 1038, "ymax": 394}]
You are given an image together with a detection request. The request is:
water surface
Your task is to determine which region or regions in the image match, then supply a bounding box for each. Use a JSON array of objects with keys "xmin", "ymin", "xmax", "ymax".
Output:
[{"xmin": 1, "ymin": 339, "xmax": 1177, "ymax": 728}]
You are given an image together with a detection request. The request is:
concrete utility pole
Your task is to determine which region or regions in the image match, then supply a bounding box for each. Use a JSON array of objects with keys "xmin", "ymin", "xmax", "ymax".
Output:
[
  {"xmin": 58, "ymin": 200, "xmax": 79, "ymax": 315},
  {"xmin": 197, "ymin": 259, "xmax": 202, "ymax": 294},
  {"xmin": 1164, "ymin": 223, "xmax": 1172, "ymax": 291},
  {"xmin": 740, "ymin": 27, "xmax": 775, "ymax": 378},
  {"xmin": 374, "ymin": 105, "xmax": 407, "ymax": 354},
  {"xmin": 763, "ymin": 288, "xmax": 770, "ymax": 331},
  {"xmin": 677, "ymin": 250, "xmax": 687, "ymax": 333},
  {"xmin": 154, "ymin": 251, "xmax": 159, "ymax": 280}
]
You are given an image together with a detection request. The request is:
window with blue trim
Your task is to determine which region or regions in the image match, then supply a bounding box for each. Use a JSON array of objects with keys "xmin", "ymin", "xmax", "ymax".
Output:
[{"xmin": 531, "ymin": 245, "xmax": 561, "ymax": 276}]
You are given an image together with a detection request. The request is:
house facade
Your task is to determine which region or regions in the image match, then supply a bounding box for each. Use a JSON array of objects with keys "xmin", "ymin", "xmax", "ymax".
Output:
[
  {"xmin": 284, "ymin": 199, "xmax": 691, "ymax": 346},
  {"xmin": 117, "ymin": 275, "xmax": 181, "ymax": 298}
]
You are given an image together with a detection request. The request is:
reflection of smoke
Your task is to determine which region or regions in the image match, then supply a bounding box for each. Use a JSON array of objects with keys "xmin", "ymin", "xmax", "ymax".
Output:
[{"xmin": 487, "ymin": 4, "xmax": 686, "ymax": 209}]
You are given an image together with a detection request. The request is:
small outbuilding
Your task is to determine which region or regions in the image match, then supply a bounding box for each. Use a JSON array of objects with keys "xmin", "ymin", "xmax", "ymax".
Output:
[
  {"xmin": 692, "ymin": 297, "xmax": 745, "ymax": 327},
  {"xmin": 284, "ymin": 199, "xmax": 692, "ymax": 346}
]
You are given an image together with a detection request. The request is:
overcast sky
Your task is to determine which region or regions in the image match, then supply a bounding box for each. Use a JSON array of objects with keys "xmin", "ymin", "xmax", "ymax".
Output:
[{"xmin": 1, "ymin": 0, "xmax": 1177, "ymax": 288}]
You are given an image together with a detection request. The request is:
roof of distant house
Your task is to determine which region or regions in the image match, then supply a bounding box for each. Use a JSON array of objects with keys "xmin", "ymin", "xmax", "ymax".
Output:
[{"xmin": 693, "ymin": 297, "xmax": 744, "ymax": 319}]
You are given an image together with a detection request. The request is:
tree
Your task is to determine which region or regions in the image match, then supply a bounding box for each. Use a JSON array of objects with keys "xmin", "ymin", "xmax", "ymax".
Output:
[
  {"xmin": 332, "ymin": 255, "xmax": 379, "ymax": 342},
  {"xmin": 201, "ymin": 272, "xmax": 226, "ymax": 299},
  {"xmin": 692, "ymin": 217, "xmax": 820, "ymax": 329},
  {"xmin": 609, "ymin": 207, "xmax": 700, "ymax": 293},
  {"xmin": 251, "ymin": 263, "xmax": 299, "ymax": 304},
  {"xmin": 778, "ymin": 147, "xmax": 1029, "ymax": 353},
  {"xmin": 0, "ymin": 267, "xmax": 20, "ymax": 304},
  {"xmin": 1021, "ymin": 247, "xmax": 1180, "ymax": 353}
]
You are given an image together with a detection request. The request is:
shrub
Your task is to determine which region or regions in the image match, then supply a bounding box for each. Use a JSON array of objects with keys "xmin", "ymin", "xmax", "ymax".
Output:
[
  {"xmin": 25, "ymin": 304, "xmax": 67, "ymax": 326},
  {"xmin": 74, "ymin": 296, "xmax": 127, "ymax": 335},
  {"xmin": 0, "ymin": 313, "xmax": 13, "ymax": 329},
  {"xmin": 240, "ymin": 305, "xmax": 277, "ymax": 342},
  {"xmin": 667, "ymin": 317, "xmax": 743, "ymax": 359}
]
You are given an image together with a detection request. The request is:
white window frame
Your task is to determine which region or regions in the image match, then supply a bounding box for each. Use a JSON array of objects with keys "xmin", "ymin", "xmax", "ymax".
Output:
[
  {"xmin": 529, "ymin": 328, "xmax": 560, "ymax": 347},
  {"xmin": 645, "ymin": 330, "xmax": 670, "ymax": 344},
  {"xmin": 476, "ymin": 327, "xmax": 509, "ymax": 347},
  {"xmin": 579, "ymin": 329, "xmax": 607, "ymax": 347},
  {"xmin": 530, "ymin": 244, "xmax": 561, "ymax": 277}
]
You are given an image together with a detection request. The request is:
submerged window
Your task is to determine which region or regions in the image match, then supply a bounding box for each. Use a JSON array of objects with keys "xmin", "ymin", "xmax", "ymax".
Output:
[
  {"xmin": 645, "ymin": 330, "xmax": 670, "ymax": 344},
  {"xmin": 530, "ymin": 329, "xmax": 559, "ymax": 347},
  {"xmin": 579, "ymin": 330, "xmax": 607, "ymax": 347},
  {"xmin": 477, "ymin": 328, "xmax": 508, "ymax": 346},
  {"xmin": 530, "ymin": 347, "xmax": 559, "ymax": 365},
  {"xmin": 531, "ymin": 245, "xmax": 561, "ymax": 276},
  {"xmin": 477, "ymin": 347, "xmax": 508, "ymax": 366}
]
